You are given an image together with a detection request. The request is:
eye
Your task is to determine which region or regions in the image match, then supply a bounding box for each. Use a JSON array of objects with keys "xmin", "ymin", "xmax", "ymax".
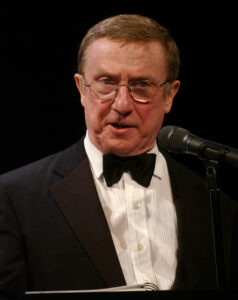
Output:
[
  {"xmin": 99, "ymin": 78, "xmax": 116, "ymax": 86},
  {"xmin": 130, "ymin": 80, "xmax": 152, "ymax": 88}
]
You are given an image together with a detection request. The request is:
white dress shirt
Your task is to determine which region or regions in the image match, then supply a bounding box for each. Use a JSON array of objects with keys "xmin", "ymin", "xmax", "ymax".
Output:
[{"xmin": 84, "ymin": 133, "xmax": 178, "ymax": 290}]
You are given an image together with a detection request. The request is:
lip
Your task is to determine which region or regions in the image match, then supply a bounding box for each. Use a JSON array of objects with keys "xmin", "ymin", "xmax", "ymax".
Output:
[{"xmin": 108, "ymin": 123, "xmax": 135, "ymax": 134}]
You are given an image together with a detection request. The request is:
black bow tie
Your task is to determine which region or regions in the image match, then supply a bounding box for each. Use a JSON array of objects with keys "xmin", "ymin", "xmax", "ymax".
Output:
[{"xmin": 103, "ymin": 153, "xmax": 156, "ymax": 187}]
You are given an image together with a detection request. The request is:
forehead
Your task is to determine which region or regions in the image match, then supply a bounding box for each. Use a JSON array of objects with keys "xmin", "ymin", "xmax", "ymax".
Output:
[{"xmin": 83, "ymin": 38, "xmax": 167, "ymax": 78}]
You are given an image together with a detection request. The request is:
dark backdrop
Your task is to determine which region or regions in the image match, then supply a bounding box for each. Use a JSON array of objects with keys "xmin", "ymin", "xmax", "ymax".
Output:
[{"xmin": 1, "ymin": 3, "xmax": 238, "ymax": 200}]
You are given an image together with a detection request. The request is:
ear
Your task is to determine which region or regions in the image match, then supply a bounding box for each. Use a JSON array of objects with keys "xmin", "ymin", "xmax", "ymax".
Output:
[
  {"xmin": 164, "ymin": 80, "xmax": 180, "ymax": 114},
  {"xmin": 74, "ymin": 73, "xmax": 85, "ymax": 107}
]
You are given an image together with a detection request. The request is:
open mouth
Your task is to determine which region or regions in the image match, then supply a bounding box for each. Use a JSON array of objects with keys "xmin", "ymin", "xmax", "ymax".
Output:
[{"xmin": 112, "ymin": 123, "xmax": 130, "ymax": 129}]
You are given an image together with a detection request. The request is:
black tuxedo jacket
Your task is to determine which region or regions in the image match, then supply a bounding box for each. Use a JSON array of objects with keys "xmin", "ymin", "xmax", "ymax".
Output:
[{"xmin": 0, "ymin": 137, "xmax": 238, "ymax": 299}]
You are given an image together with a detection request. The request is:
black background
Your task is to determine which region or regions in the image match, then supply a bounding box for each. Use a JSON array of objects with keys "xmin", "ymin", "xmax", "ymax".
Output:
[{"xmin": 1, "ymin": 3, "xmax": 238, "ymax": 200}]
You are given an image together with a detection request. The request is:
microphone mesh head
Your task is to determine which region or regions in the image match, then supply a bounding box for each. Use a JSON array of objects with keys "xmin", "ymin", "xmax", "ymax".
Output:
[
  {"xmin": 158, "ymin": 126, "xmax": 190, "ymax": 154},
  {"xmin": 157, "ymin": 126, "xmax": 176, "ymax": 151}
]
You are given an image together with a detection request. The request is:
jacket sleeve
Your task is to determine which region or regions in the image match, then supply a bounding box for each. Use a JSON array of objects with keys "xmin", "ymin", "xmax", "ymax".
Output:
[{"xmin": 0, "ymin": 182, "xmax": 29, "ymax": 300}]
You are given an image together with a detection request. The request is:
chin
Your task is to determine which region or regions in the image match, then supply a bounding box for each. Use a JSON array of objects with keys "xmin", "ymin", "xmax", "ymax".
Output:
[
  {"xmin": 106, "ymin": 143, "xmax": 146, "ymax": 157},
  {"xmin": 104, "ymin": 142, "xmax": 135, "ymax": 157}
]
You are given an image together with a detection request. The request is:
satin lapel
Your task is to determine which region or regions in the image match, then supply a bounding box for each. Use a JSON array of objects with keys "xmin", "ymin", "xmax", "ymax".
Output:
[
  {"xmin": 164, "ymin": 152, "xmax": 217, "ymax": 289},
  {"xmin": 50, "ymin": 157, "xmax": 125, "ymax": 287},
  {"xmin": 163, "ymin": 153, "xmax": 188, "ymax": 288}
]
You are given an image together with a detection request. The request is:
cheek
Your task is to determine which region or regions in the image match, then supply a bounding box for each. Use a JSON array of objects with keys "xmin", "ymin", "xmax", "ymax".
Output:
[
  {"xmin": 139, "ymin": 102, "xmax": 166, "ymax": 134},
  {"xmin": 83, "ymin": 100, "xmax": 108, "ymax": 130},
  {"xmin": 84, "ymin": 103, "xmax": 98, "ymax": 129}
]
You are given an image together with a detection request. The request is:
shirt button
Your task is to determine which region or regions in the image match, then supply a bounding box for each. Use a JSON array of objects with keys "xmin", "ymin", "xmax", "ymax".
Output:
[
  {"xmin": 137, "ymin": 244, "xmax": 144, "ymax": 251},
  {"xmin": 133, "ymin": 201, "xmax": 141, "ymax": 209}
]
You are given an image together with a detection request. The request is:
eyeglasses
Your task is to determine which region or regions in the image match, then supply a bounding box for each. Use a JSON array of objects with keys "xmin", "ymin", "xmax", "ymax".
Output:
[{"xmin": 83, "ymin": 77, "xmax": 171, "ymax": 103}]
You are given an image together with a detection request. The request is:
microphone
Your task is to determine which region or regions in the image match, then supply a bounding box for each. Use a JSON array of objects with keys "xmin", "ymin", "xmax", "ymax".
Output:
[{"xmin": 158, "ymin": 125, "xmax": 238, "ymax": 167}]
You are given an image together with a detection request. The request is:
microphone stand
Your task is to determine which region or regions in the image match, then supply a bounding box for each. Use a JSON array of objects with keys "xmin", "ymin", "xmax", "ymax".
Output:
[{"xmin": 204, "ymin": 159, "xmax": 225, "ymax": 289}]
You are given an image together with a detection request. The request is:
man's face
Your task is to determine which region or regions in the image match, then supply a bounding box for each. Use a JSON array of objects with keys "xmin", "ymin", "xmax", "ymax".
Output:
[{"xmin": 75, "ymin": 38, "xmax": 180, "ymax": 156}]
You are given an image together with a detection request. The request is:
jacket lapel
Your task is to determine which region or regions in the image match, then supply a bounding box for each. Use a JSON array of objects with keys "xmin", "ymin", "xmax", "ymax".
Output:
[
  {"xmin": 164, "ymin": 152, "xmax": 217, "ymax": 289},
  {"xmin": 50, "ymin": 142, "xmax": 125, "ymax": 287}
]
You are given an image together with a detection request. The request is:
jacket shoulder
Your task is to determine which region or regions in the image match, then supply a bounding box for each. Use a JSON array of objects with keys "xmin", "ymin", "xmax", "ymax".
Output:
[{"xmin": 0, "ymin": 138, "xmax": 85, "ymax": 189}]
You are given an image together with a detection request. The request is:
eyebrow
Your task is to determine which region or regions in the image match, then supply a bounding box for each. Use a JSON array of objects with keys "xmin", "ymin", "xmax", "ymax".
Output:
[
  {"xmin": 93, "ymin": 68, "xmax": 115, "ymax": 78},
  {"xmin": 93, "ymin": 69, "xmax": 156, "ymax": 83},
  {"xmin": 129, "ymin": 76, "xmax": 155, "ymax": 82}
]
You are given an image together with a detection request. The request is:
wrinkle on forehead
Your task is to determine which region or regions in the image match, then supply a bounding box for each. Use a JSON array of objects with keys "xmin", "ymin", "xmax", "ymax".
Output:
[{"xmin": 84, "ymin": 38, "xmax": 168, "ymax": 81}]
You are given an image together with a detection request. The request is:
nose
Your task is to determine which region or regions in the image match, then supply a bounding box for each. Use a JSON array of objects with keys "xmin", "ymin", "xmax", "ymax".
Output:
[{"xmin": 111, "ymin": 85, "xmax": 134, "ymax": 116}]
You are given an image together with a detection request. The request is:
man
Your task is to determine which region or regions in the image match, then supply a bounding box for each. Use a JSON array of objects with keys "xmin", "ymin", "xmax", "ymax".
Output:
[{"xmin": 0, "ymin": 14, "xmax": 238, "ymax": 299}]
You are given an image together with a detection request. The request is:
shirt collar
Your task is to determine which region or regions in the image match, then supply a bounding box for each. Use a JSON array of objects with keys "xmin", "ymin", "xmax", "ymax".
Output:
[
  {"xmin": 84, "ymin": 131, "xmax": 163, "ymax": 180},
  {"xmin": 84, "ymin": 131, "xmax": 103, "ymax": 179}
]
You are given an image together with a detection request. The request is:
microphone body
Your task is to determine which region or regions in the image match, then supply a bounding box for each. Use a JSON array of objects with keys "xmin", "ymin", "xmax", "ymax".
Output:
[{"xmin": 158, "ymin": 126, "xmax": 238, "ymax": 167}]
